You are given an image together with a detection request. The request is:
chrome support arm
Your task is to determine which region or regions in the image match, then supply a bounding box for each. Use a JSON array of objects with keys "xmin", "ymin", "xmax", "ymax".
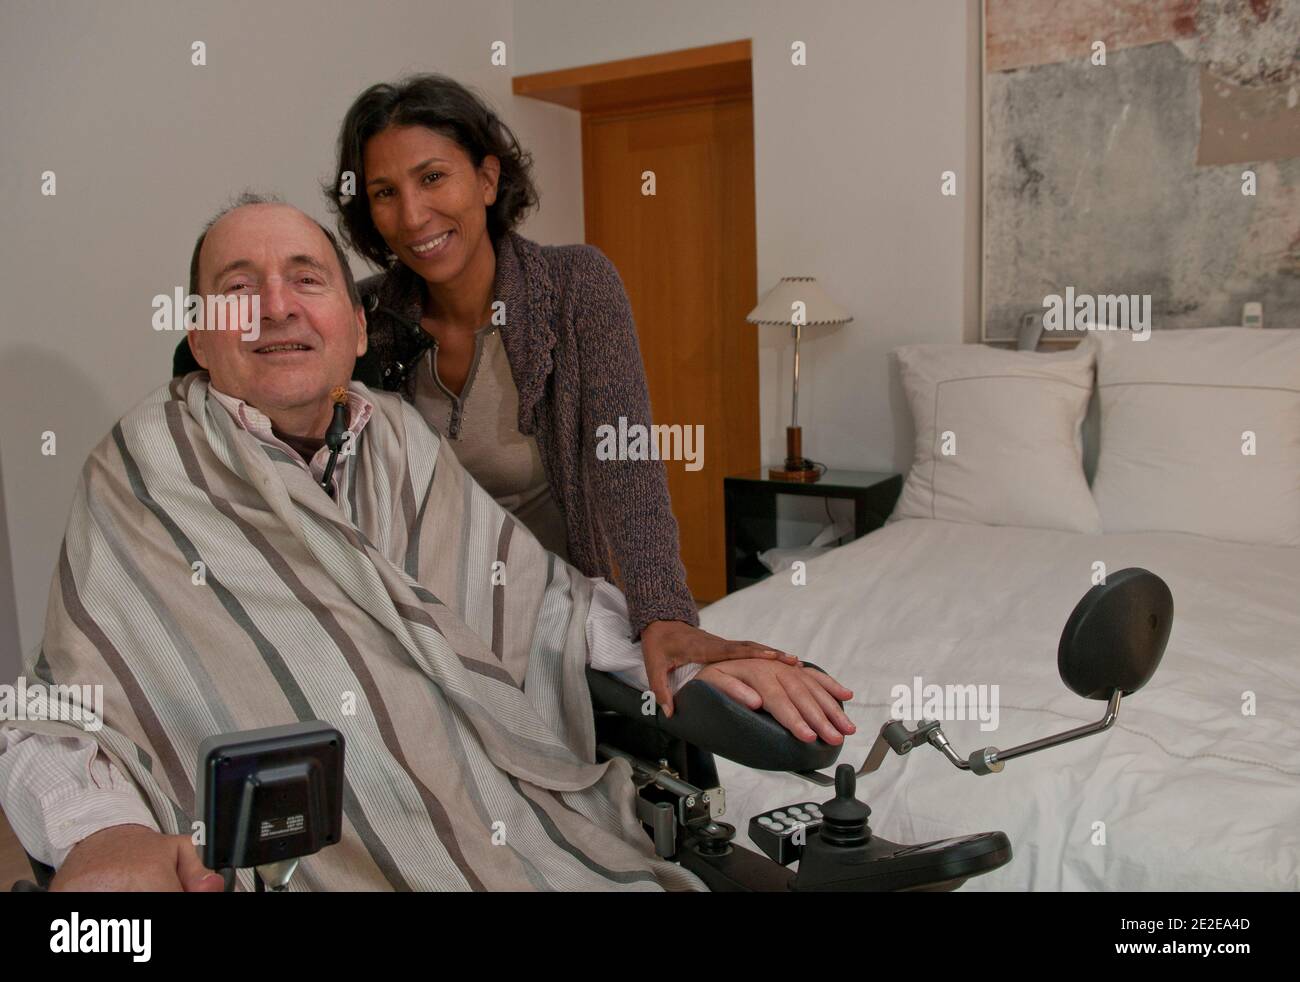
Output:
[{"xmin": 796, "ymin": 690, "xmax": 1123, "ymax": 785}]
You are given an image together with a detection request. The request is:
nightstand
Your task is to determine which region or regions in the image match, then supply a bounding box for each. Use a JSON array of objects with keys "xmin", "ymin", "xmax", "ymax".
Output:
[{"xmin": 723, "ymin": 469, "xmax": 902, "ymax": 593}]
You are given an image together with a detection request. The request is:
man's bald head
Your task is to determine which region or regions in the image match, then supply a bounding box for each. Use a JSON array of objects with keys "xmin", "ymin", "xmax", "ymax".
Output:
[{"xmin": 188, "ymin": 192, "xmax": 361, "ymax": 307}]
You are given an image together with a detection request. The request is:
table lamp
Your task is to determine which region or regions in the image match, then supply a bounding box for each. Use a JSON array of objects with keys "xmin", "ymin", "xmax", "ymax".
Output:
[{"xmin": 746, "ymin": 276, "xmax": 853, "ymax": 482}]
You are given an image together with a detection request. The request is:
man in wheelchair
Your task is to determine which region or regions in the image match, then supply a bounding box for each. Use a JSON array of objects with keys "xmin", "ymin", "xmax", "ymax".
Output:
[
  {"xmin": 3, "ymin": 197, "xmax": 1168, "ymax": 893},
  {"xmin": 0, "ymin": 197, "xmax": 858, "ymax": 892}
]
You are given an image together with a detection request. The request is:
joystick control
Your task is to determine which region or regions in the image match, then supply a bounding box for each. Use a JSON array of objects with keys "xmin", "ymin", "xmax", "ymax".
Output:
[{"xmin": 818, "ymin": 765, "xmax": 871, "ymax": 848}]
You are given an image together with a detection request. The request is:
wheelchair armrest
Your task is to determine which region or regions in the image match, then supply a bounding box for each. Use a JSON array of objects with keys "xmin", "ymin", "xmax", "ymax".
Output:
[{"xmin": 586, "ymin": 665, "xmax": 843, "ymax": 773}]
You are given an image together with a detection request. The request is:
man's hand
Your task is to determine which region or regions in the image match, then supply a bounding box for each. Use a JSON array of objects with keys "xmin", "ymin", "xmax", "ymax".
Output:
[
  {"xmin": 50, "ymin": 824, "xmax": 226, "ymax": 892},
  {"xmin": 696, "ymin": 660, "xmax": 856, "ymax": 745},
  {"xmin": 640, "ymin": 620, "xmax": 800, "ymax": 718}
]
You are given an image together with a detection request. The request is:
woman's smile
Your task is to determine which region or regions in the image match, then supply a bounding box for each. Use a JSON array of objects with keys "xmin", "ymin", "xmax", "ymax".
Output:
[{"xmin": 409, "ymin": 228, "xmax": 455, "ymax": 260}]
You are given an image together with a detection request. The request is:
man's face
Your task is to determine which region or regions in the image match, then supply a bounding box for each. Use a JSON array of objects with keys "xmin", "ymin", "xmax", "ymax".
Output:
[{"xmin": 188, "ymin": 204, "xmax": 366, "ymax": 427}]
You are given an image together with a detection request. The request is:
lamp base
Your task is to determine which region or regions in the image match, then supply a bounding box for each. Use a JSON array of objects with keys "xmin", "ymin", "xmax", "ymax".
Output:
[
  {"xmin": 768, "ymin": 465, "xmax": 821, "ymax": 482},
  {"xmin": 768, "ymin": 426, "xmax": 821, "ymax": 482}
]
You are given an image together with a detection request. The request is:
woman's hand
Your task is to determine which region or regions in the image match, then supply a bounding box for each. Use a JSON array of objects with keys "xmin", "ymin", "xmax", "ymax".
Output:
[
  {"xmin": 696, "ymin": 660, "xmax": 856, "ymax": 745},
  {"xmin": 640, "ymin": 620, "xmax": 800, "ymax": 717}
]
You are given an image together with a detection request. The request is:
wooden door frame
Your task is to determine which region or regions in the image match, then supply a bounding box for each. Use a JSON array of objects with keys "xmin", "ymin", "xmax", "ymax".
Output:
[{"xmin": 511, "ymin": 39, "xmax": 752, "ymax": 114}]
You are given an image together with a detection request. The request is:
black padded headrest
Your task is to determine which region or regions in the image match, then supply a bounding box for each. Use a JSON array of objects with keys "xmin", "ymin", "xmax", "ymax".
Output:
[{"xmin": 1058, "ymin": 567, "xmax": 1172, "ymax": 699}]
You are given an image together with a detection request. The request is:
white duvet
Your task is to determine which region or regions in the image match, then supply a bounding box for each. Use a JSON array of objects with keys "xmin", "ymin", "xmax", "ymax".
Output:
[{"xmin": 698, "ymin": 518, "xmax": 1300, "ymax": 890}]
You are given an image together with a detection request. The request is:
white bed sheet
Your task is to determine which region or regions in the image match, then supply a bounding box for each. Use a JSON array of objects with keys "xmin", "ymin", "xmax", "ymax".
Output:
[{"xmin": 699, "ymin": 518, "xmax": 1300, "ymax": 890}]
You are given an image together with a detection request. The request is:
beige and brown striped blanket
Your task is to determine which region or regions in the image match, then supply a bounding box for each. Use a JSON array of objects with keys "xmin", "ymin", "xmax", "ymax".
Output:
[{"xmin": 18, "ymin": 372, "xmax": 703, "ymax": 891}]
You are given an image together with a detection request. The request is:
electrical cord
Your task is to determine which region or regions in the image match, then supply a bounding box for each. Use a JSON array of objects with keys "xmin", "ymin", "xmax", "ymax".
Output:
[
  {"xmin": 805, "ymin": 459, "xmax": 846, "ymax": 547},
  {"xmin": 319, "ymin": 386, "xmax": 350, "ymax": 494}
]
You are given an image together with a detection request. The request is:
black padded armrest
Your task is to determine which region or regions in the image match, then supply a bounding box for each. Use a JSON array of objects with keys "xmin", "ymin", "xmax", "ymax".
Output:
[{"xmin": 587, "ymin": 665, "xmax": 842, "ymax": 774}]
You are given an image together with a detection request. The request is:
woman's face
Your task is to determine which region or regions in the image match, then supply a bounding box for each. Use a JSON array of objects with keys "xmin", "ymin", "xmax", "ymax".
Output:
[{"xmin": 363, "ymin": 124, "xmax": 500, "ymax": 284}]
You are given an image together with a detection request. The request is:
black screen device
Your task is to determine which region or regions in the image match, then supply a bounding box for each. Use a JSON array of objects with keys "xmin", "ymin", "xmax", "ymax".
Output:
[{"xmin": 196, "ymin": 720, "xmax": 345, "ymax": 872}]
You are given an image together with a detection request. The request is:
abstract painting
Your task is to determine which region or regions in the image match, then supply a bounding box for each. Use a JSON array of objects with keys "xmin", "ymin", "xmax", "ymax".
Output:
[{"xmin": 982, "ymin": 0, "xmax": 1300, "ymax": 341}]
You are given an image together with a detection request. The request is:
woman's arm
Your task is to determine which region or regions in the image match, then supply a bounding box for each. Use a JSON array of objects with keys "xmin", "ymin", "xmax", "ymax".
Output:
[
  {"xmin": 572, "ymin": 249, "xmax": 798, "ymax": 715},
  {"xmin": 571, "ymin": 246, "xmax": 698, "ymax": 638}
]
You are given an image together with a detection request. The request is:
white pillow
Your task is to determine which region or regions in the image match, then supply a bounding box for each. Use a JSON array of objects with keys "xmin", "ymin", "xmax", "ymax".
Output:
[
  {"xmin": 892, "ymin": 340, "xmax": 1101, "ymax": 533},
  {"xmin": 1091, "ymin": 327, "xmax": 1300, "ymax": 546}
]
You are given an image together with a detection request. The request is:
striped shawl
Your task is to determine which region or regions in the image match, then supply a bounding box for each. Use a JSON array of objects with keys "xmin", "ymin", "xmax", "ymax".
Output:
[{"xmin": 17, "ymin": 372, "xmax": 702, "ymax": 891}]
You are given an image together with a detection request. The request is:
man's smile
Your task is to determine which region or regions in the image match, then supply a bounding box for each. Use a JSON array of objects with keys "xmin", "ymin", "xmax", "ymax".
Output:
[{"xmin": 253, "ymin": 339, "xmax": 316, "ymax": 355}]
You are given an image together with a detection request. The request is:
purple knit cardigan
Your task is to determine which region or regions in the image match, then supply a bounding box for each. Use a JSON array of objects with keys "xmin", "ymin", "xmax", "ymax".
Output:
[{"xmin": 358, "ymin": 230, "xmax": 699, "ymax": 638}]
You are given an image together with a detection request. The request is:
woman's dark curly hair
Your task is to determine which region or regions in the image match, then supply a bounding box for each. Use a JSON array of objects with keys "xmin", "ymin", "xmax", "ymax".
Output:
[{"xmin": 324, "ymin": 74, "xmax": 538, "ymax": 269}]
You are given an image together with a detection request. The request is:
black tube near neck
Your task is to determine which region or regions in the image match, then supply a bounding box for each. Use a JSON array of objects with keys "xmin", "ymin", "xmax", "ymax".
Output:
[{"xmin": 319, "ymin": 398, "xmax": 350, "ymax": 494}]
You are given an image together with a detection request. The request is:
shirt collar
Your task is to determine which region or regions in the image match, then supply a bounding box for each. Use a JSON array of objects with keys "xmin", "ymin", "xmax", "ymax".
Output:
[{"xmin": 207, "ymin": 382, "xmax": 374, "ymax": 490}]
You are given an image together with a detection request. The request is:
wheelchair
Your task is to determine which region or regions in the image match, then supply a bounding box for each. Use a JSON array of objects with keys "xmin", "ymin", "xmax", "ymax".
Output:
[{"xmin": 12, "ymin": 568, "xmax": 1171, "ymax": 893}]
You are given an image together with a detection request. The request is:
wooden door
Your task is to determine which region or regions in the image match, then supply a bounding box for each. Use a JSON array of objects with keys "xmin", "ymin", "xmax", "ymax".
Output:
[
  {"xmin": 514, "ymin": 41, "xmax": 760, "ymax": 603},
  {"xmin": 581, "ymin": 98, "xmax": 758, "ymax": 602}
]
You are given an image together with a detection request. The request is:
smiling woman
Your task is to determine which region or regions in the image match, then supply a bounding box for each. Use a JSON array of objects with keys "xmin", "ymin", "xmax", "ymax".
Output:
[{"xmin": 321, "ymin": 75, "xmax": 802, "ymax": 711}]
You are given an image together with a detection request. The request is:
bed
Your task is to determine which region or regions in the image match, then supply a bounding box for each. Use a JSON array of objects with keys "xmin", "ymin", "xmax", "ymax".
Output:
[
  {"xmin": 698, "ymin": 327, "xmax": 1300, "ymax": 891},
  {"xmin": 700, "ymin": 517, "xmax": 1300, "ymax": 890}
]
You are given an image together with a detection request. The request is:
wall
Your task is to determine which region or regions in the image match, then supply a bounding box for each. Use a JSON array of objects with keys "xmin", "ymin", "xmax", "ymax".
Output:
[
  {"xmin": 0, "ymin": 0, "xmax": 586, "ymax": 680},
  {"xmin": 0, "ymin": 1, "xmax": 984, "ymax": 674},
  {"xmin": 513, "ymin": 0, "xmax": 983, "ymax": 544}
]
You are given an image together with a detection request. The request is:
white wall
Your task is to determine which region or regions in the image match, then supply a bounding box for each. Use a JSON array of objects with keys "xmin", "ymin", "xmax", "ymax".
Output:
[
  {"xmin": 0, "ymin": 0, "xmax": 585, "ymax": 680},
  {"xmin": 513, "ymin": 0, "xmax": 982, "ymax": 543},
  {"xmin": 0, "ymin": 0, "xmax": 982, "ymax": 676}
]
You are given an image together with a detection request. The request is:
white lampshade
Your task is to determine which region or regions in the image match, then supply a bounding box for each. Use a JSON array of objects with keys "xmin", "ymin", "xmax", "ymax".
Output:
[{"xmin": 746, "ymin": 276, "xmax": 853, "ymax": 327}]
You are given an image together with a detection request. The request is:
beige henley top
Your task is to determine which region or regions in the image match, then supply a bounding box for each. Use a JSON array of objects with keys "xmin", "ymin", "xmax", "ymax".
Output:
[{"xmin": 411, "ymin": 324, "xmax": 570, "ymax": 561}]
